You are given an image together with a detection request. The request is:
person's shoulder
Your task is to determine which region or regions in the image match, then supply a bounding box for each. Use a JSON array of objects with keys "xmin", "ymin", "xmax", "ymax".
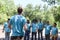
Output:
[
  {"xmin": 37, "ymin": 23, "xmax": 40, "ymax": 25},
  {"xmin": 32, "ymin": 23, "xmax": 34, "ymax": 25},
  {"xmin": 38, "ymin": 22, "xmax": 41, "ymax": 25},
  {"xmin": 41, "ymin": 22, "xmax": 43, "ymax": 24},
  {"xmin": 49, "ymin": 24, "xmax": 51, "ymax": 26},
  {"xmin": 11, "ymin": 16, "xmax": 14, "ymax": 18},
  {"xmin": 44, "ymin": 24, "xmax": 47, "ymax": 27},
  {"xmin": 10, "ymin": 15, "xmax": 15, "ymax": 20},
  {"xmin": 28, "ymin": 23, "xmax": 31, "ymax": 26},
  {"xmin": 49, "ymin": 25, "xmax": 52, "ymax": 27},
  {"xmin": 21, "ymin": 16, "xmax": 26, "ymax": 21},
  {"xmin": 36, "ymin": 23, "xmax": 38, "ymax": 25},
  {"xmin": 51, "ymin": 27, "xmax": 54, "ymax": 29},
  {"xmin": 4, "ymin": 22, "xmax": 7, "ymax": 25},
  {"xmin": 22, "ymin": 16, "xmax": 26, "ymax": 19}
]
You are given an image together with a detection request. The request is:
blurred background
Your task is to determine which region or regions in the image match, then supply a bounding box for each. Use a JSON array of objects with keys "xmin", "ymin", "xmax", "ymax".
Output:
[{"xmin": 0, "ymin": 0, "xmax": 60, "ymax": 40}]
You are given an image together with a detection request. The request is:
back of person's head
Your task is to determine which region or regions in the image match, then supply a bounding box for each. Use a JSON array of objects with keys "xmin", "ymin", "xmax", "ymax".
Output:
[
  {"xmin": 27, "ymin": 20, "xmax": 30, "ymax": 24},
  {"xmin": 17, "ymin": 7, "xmax": 23, "ymax": 14},
  {"xmin": 46, "ymin": 21, "xmax": 49, "ymax": 25},
  {"xmin": 8, "ymin": 18, "xmax": 10, "ymax": 20},
  {"xmin": 7, "ymin": 18, "xmax": 10, "ymax": 22},
  {"xmin": 54, "ymin": 22, "xmax": 57, "ymax": 27},
  {"xmin": 32, "ymin": 19, "xmax": 38, "ymax": 23},
  {"xmin": 54, "ymin": 23, "xmax": 57, "ymax": 25}
]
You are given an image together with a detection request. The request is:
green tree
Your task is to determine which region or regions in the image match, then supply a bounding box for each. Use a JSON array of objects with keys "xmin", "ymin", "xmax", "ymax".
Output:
[{"xmin": 0, "ymin": 0, "xmax": 17, "ymax": 24}]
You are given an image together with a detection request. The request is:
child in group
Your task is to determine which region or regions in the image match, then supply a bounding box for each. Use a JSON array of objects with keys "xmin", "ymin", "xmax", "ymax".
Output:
[
  {"xmin": 24, "ymin": 20, "xmax": 31, "ymax": 40},
  {"xmin": 45, "ymin": 21, "xmax": 52, "ymax": 40},
  {"xmin": 51, "ymin": 23, "xmax": 58, "ymax": 40},
  {"xmin": 31, "ymin": 19, "xmax": 38, "ymax": 40},
  {"xmin": 2, "ymin": 19, "xmax": 11, "ymax": 40},
  {"xmin": 38, "ymin": 19, "xmax": 43, "ymax": 40}
]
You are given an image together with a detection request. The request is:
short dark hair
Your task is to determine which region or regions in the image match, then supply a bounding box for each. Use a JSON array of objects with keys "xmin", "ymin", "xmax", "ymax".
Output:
[
  {"xmin": 47, "ymin": 21, "xmax": 49, "ymax": 23},
  {"xmin": 54, "ymin": 23, "xmax": 57, "ymax": 25},
  {"xmin": 17, "ymin": 7, "xmax": 23, "ymax": 14},
  {"xmin": 27, "ymin": 20, "xmax": 30, "ymax": 23},
  {"xmin": 32, "ymin": 19, "xmax": 38, "ymax": 23},
  {"xmin": 7, "ymin": 18, "xmax": 10, "ymax": 22},
  {"xmin": 8, "ymin": 18, "xmax": 10, "ymax": 21}
]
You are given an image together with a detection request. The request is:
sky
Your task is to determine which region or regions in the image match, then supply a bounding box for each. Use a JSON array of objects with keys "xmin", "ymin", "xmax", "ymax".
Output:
[
  {"xmin": 14, "ymin": 0, "xmax": 48, "ymax": 7},
  {"xmin": 14, "ymin": 0, "xmax": 59, "ymax": 9}
]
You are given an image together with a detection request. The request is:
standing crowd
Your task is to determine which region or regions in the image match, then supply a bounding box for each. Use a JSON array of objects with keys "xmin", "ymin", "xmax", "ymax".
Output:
[{"xmin": 2, "ymin": 7, "xmax": 58, "ymax": 40}]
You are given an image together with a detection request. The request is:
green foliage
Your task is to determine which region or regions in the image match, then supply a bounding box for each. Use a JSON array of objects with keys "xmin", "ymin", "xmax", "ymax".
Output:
[
  {"xmin": 57, "ymin": 0, "xmax": 60, "ymax": 2},
  {"xmin": 0, "ymin": 0, "xmax": 60, "ymax": 27},
  {"xmin": 0, "ymin": 0, "xmax": 17, "ymax": 24},
  {"xmin": 49, "ymin": 6, "xmax": 60, "ymax": 22},
  {"xmin": 0, "ymin": 14, "xmax": 7, "ymax": 24},
  {"xmin": 23, "ymin": 4, "xmax": 60, "ymax": 25}
]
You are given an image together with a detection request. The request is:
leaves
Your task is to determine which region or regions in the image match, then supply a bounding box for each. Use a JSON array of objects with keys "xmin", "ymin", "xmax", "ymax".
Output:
[
  {"xmin": 23, "ymin": 4, "xmax": 60, "ymax": 25},
  {"xmin": 0, "ymin": 0, "xmax": 60, "ymax": 25},
  {"xmin": 0, "ymin": 0, "xmax": 17, "ymax": 24}
]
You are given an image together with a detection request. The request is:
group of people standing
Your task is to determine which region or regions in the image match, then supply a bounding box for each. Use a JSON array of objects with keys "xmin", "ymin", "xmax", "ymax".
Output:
[{"xmin": 2, "ymin": 7, "xmax": 58, "ymax": 40}]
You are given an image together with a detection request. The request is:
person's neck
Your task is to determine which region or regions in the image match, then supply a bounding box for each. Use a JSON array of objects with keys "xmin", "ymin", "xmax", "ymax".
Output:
[
  {"xmin": 54, "ymin": 27, "xmax": 56, "ymax": 28},
  {"xmin": 47, "ymin": 24, "xmax": 50, "ymax": 25},
  {"xmin": 18, "ymin": 13, "xmax": 22, "ymax": 15},
  {"xmin": 40, "ymin": 21, "xmax": 41, "ymax": 22},
  {"xmin": 54, "ymin": 26, "xmax": 56, "ymax": 27}
]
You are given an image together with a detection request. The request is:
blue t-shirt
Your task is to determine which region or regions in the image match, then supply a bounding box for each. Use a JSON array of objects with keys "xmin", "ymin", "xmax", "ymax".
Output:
[
  {"xmin": 45, "ymin": 24, "xmax": 51, "ymax": 34},
  {"xmin": 4, "ymin": 22, "xmax": 11, "ymax": 32},
  {"xmin": 27, "ymin": 23, "xmax": 31, "ymax": 31},
  {"xmin": 38, "ymin": 22, "xmax": 43, "ymax": 30},
  {"xmin": 32, "ymin": 23, "xmax": 38, "ymax": 32},
  {"xmin": 10, "ymin": 15, "xmax": 26, "ymax": 36},
  {"xmin": 51, "ymin": 27, "xmax": 58, "ymax": 35}
]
